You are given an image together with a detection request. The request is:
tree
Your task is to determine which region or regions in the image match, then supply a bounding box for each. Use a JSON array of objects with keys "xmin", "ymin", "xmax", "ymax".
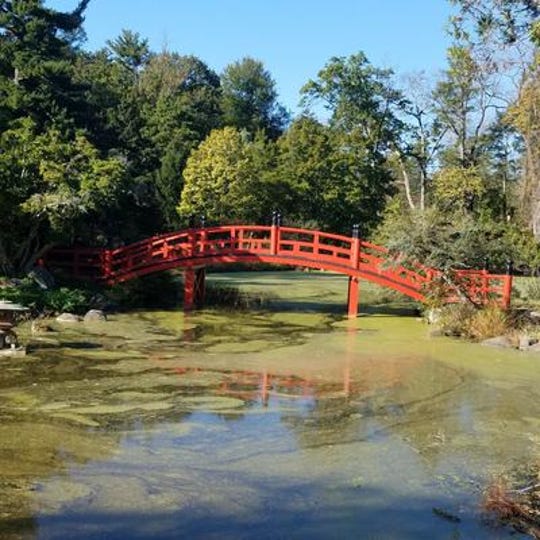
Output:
[
  {"xmin": 0, "ymin": 0, "xmax": 90, "ymax": 131},
  {"xmin": 391, "ymin": 73, "xmax": 447, "ymax": 211},
  {"xmin": 450, "ymin": 0, "xmax": 539, "ymax": 45},
  {"xmin": 432, "ymin": 43, "xmax": 503, "ymax": 168},
  {"xmin": 300, "ymin": 52, "xmax": 405, "ymax": 154},
  {"xmin": 136, "ymin": 52, "xmax": 223, "ymax": 228},
  {"xmin": 107, "ymin": 29, "xmax": 151, "ymax": 74},
  {"xmin": 507, "ymin": 63, "xmax": 540, "ymax": 234},
  {"xmin": 273, "ymin": 116, "xmax": 394, "ymax": 235},
  {"xmin": 0, "ymin": 118, "xmax": 125, "ymax": 272},
  {"xmin": 221, "ymin": 57, "xmax": 288, "ymax": 139},
  {"xmin": 448, "ymin": 0, "xmax": 540, "ymax": 235},
  {"xmin": 178, "ymin": 127, "xmax": 275, "ymax": 224}
]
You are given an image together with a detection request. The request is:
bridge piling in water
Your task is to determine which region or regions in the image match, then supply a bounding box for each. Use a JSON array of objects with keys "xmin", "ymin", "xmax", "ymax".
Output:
[
  {"xmin": 347, "ymin": 224, "xmax": 361, "ymax": 318},
  {"xmin": 184, "ymin": 267, "xmax": 206, "ymax": 311}
]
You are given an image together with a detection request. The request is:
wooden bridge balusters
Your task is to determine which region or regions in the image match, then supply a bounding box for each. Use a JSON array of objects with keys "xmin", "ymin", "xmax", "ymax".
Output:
[{"xmin": 347, "ymin": 224, "xmax": 361, "ymax": 318}]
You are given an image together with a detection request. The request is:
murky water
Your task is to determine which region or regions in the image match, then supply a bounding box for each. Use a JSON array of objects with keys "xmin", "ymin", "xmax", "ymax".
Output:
[{"xmin": 0, "ymin": 272, "xmax": 538, "ymax": 539}]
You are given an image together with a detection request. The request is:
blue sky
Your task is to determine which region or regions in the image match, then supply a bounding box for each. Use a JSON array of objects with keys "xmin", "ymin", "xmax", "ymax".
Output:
[{"xmin": 48, "ymin": 0, "xmax": 454, "ymax": 113}]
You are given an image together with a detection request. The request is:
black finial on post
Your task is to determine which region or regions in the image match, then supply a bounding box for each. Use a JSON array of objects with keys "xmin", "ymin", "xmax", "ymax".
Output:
[
  {"xmin": 506, "ymin": 259, "xmax": 514, "ymax": 276},
  {"xmin": 271, "ymin": 210, "xmax": 278, "ymax": 226},
  {"xmin": 483, "ymin": 257, "xmax": 489, "ymax": 271},
  {"xmin": 352, "ymin": 224, "xmax": 360, "ymax": 239},
  {"xmin": 276, "ymin": 211, "xmax": 282, "ymax": 227},
  {"xmin": 200, "ymin": 215, "xmax": 206, "ymax": 228}
]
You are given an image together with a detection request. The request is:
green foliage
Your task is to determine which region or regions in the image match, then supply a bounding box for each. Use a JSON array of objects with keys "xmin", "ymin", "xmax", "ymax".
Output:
[
  {"xmin": 273, "ymin": 114, "xmax": 394, "ymax": 235},
  {"xmin": 19, "ymin": 127, "xmax": 125, "ymax": 231},
  {"xmin": 433, "ymin": 166, "xmax": 486, "ymax": 211},
  {"xmin": 300, "ymin": 52, "xmax": 405, "ymax": 152},
  {"xmin": 178, "ymin": 127, "xmax": 275, "ymax": 224},
  {"xmin": 0, "ymin": 278, "xmax": 90, "ymax": 314},
  {"xmin": 375, "ymin": 200, "xmax": 540, "ymax": 272},
  {"xmin": 107, "ymin": 29, "xmax": 151, "ymax": 73},
  {"xmin": 221, "ymin": 57, "xmax": 288, "ymax": 139},
  {"xmin": 0, "ymin": 0, "xmax": 90, "ymax": 131},
  {"xmin": 520, "ymin": 278, "xmax": 540, "ymax": 302}
]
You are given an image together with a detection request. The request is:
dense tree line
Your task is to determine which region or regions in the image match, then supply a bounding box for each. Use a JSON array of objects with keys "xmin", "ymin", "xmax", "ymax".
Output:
[{"xmin": 0, "ymin": 0, "xmax": 539, "ymax": 275}]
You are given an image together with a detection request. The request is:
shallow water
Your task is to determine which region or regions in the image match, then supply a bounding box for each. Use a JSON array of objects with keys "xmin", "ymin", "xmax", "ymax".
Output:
[{"xmin": 0, "ymin": 272, "xmax": 538, "ymax": 539}]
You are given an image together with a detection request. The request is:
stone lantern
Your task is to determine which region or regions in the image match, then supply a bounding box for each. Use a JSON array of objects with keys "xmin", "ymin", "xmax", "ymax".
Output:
[{"xmin": 0, "ymin": 300, "xmax": 28, "ymax": 355}]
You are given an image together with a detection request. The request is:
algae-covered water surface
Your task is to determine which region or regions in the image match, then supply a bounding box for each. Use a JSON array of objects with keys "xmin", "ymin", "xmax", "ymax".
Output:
[{"xmin": 1, "ymin": 272, "xmax": 538, "ymax": 539}]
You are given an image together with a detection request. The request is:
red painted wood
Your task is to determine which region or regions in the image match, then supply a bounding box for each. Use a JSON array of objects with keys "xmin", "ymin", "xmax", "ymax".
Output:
[
  {"xmin": 43, "ymin": 225, "xmax": 512, "ymax": 309},
  {"xmin": 347, "ymin": 277, "xmax": 359, "ymax": 318},
  {"xmin": 184, "ymin": 267, "xmax": 195, "ymax": 310}
]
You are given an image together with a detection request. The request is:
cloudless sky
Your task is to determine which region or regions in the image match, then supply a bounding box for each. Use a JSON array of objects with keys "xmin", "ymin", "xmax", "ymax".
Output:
[{"xmin": 47, "ymin": 0, "xmax": 455, "ymax": 113}]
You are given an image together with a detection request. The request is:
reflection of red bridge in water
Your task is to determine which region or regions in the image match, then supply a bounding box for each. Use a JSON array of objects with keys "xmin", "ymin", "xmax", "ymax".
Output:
[{"xmin": 44, "ymin": 223, "xmax": 513, "ymax": 317}]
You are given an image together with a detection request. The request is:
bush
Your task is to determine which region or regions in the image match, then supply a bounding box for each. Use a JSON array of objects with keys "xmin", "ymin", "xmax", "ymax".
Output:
[
  {"xmin": 373, "ymin": 200, "xmax": 540, "ymax": 274},
  {"xmin": 468, "ymin": 303, "xmax": 509, "ymax": 340},
  {"xmin": 0, "ymin": 277, "xmax": 91, "ymax": 315},
  {"xmin": 434, "ymin": 302, "xmax": 510, "ymax": 340},
  {"xmin": 436, "ymin": 304, "xmax": 477, "ymax": 337}
]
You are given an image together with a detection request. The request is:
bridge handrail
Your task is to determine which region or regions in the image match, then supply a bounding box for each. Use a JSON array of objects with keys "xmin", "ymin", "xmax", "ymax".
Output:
[{"xmin": 42, "ymin": 223, "xmax": 512, "ymax": 308}]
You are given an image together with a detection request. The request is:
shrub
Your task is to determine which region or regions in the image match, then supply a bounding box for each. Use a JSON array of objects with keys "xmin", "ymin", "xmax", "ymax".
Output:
[
  {"xmin": 467, "ymin": 303, "xmax": 509, "ymax": 340},
  {"xmin": 434, "ymin": 302, "xmax": 510, "ymax": 340},
  {"xmin": 436, "ymin": 304, "xmax": 477, "ymax": 336},
  {"xmin": 0, "ymin": 278, "xmax": 91, "ymax": 314}
]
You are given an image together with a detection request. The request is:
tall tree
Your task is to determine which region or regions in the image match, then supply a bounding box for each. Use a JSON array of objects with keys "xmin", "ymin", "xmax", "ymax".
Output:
[
  {"xmin": 178, "ymin": 127, "xmax": 275, "ymax": 224},
  {"xmin": 449, "ymin": 0, "xmax": 540, "ymax": 234},
  {"xmin": 300, "ymin": 52, "xmax": 405, "ymax": 154},
  {"xmin": 274, "ymin": 116, "xmax": 394, "ymax": 235},
  {"xmin": 139, "ymin": 52, "xmax": 223, "ymax": 228},
  {"xmin": 107, "ymin": 29, "xmax": 151, "ymax": 74},
  {"xmin": 221, "ymin": 57, "xmax": 288, "ymax": 139},
  {"xmin": 0, "ymin": 0, "xmax": 128, "ymax": 272},
  {"xmin": 0, "ymin": 0, "xmax": 90, "ymax": 131}
]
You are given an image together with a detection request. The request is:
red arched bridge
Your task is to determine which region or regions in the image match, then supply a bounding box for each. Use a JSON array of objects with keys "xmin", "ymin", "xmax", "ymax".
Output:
[{"xmin": 43, "ymin": 223, "xmax": 513, "ymax": 317}]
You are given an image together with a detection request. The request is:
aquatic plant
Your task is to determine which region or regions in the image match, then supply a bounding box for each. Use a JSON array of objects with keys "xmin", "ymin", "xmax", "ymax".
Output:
[
  {"xmin": 482, "ymin": 472, "xmax": 540, "ymax": 538},
  {"xmin": 204, "ymin": 282, "xmax": 271, "ymax": 310}
]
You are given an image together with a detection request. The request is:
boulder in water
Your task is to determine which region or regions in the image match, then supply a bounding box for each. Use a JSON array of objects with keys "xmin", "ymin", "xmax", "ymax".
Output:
[{"xmin": 83, "ymin": 309, "xmax": 107, "ymax": 322}]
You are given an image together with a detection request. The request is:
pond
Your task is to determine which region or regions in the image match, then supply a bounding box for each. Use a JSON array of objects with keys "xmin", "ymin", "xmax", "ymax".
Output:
[{"xmin": 0, "ymin": 271, "xmax": 538, "ymax": 539}]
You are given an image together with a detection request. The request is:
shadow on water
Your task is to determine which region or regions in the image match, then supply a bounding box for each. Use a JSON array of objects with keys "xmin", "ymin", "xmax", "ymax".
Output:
[{"xmin": 29, "ymin": 486, "xmax": 502, "ymax": 540}]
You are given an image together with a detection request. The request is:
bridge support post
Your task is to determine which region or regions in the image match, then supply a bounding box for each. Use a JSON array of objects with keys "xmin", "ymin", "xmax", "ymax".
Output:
[
  {"xmin": 270, "ymin": 210, "xmax": 281, "ymax": 255},
  {"xmin": 502, "ymin": 260, "xmax": 513, "ymax": 310},
  {"xmin": 347, "ymin": 224, "xmax": 361, "ymax": 318},
  {"xmin": 184, "ymin": 267, "xmax": 195, "ymax": 311},
  {"xmin": 183, "ymin": 266, "xmax": 206, "ymax": 311},
  {"xmin": 347, "ymin": 276, "xmax": 359, "ymax": 318}
]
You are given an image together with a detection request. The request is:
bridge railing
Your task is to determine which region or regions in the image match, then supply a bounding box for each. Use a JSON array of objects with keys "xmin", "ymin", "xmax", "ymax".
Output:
[{"xmin": 42, "ymin": 223, "xmax": 512, "ymax": 308}]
